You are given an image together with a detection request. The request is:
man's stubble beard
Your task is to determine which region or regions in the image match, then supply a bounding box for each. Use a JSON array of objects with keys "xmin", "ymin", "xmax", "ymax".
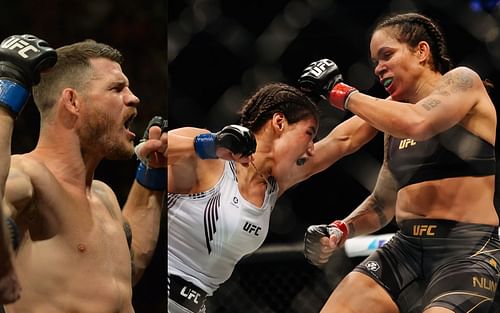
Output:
[{"xmin": 78, "ymin": 114, "xmax": 135, "ymax": 161}]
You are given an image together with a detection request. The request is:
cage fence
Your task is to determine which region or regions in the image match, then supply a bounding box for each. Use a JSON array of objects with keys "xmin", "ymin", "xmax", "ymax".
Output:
[{"xmin": 206, "ymin": 241, "xmax": 372, "ymax": 313}]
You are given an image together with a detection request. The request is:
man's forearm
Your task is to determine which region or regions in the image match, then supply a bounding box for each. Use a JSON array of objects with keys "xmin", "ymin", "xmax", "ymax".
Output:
[
  {"xmin": 0, "ymin": 110, "xmax": 14, "ymax": 260},
  {"xmin": 0, "ymin": 111, "xmax": 14, "ymax": 194},
  {"xmin": 122, "ymin": 181, "xmax": 164, "ymax": 285}
]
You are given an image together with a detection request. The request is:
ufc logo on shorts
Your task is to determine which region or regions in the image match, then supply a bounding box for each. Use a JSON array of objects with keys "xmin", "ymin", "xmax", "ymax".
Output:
[
  {"xmin": 412, "ymin": 224, "xmax": 437, "ymax": 236},
  {"xmin": 180, "ymin": 286, "xmax": 202, "ymax": 304},
  {"xmin": 398, "ymin": 138, "xmax": 416, "ymax": 149},
  {"xmin": 1, "ymin": 37, "xmax": 39, "ymax": 58},
  {"xmin": 308, "ymin": 59, "xmax": 335, "ymax": 77}
]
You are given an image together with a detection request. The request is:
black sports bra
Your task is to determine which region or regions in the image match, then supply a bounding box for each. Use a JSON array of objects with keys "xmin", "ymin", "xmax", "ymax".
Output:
[{"xmin": 388, "ymin": 125, "xmax": 496, "ymax": 189}]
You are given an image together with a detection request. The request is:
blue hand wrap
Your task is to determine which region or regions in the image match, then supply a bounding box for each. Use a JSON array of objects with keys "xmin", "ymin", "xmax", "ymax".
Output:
[
  {"xmin": 193, "ymin": 133, "xmax": 218, "ymax": 159},
  {"xmin": 0, "ymin": 79, "xmax": 29, "ymax": 117},
  {"xmin": 135, "ymin": 162, "xmax": 166, "ymax": 191}
]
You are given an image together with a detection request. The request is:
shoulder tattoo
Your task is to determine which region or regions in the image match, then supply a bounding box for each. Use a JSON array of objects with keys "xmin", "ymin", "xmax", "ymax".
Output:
[
  {"xmin": 440, "ymin": 70, "xmax": 474, "ymax": 93},
  {"xmin": 450, "ymin": 71, "xmax": 474, "ymax": 92},
  {"xmin": 421, "ymin": 70, "xmax": 474, "ymax": 111}
]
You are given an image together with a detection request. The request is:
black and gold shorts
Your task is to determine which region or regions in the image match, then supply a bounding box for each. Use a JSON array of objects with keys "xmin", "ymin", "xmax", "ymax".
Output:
[{"xmin": 353, "ymin": 219, "xmax": 500, "ymax": 313}]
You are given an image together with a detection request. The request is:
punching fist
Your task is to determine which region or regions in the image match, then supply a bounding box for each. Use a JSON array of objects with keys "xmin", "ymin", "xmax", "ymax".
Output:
[
  {"xmin": 134, "ymin": 116, "xmax": 167, "ymax": 191},
  {"xmin": 298, "ymin": 59, "xmax": 358, "ymax": 111},
  {"xmin": 135, "ymin": 116, "xmax": 167, "ymax": 168},
  {"xmin": 0, "ymin": 34, "xmax": 57, "ymax": 117},
  {"xmin": 299, "ymin": 59, "xmax": 343, "ymax": 99},
  {"xmin": 304, "ymin": 220, "xmax": 349, "ymax": 266},
  {"xmin": 140, "ymin": 116, "xmax": 168, "ymax": 140},
  {"xmin": 194, "ymin": 125, "xmax": 256, "ymax": 162}
]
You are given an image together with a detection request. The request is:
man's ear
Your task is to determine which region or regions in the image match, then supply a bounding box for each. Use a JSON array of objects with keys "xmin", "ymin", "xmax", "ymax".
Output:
[{"xmin": 60, "ymin": 88, "xmax": 80, "ymax": 115}]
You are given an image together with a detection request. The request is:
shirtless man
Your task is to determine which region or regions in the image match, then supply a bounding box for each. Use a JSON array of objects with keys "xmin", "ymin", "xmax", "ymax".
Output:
[{"xmin": 0, "ymin": 34, "xmax": 166, "ymax": 312}]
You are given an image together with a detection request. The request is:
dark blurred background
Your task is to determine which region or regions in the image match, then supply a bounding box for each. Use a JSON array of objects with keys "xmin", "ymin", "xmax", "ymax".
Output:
[
  {"xmin": 169, "ymin": 0, "xmax": 500, "ymax": 312},
  {"xmin": 0, "ymin": 1, "xmax": 167, "ymax": 312}
]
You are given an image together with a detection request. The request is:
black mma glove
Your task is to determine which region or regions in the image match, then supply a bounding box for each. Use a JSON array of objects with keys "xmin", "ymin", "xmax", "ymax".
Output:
[
  {"xmin": 135, "ymin": 115, "xmax": 168, "ymax": 166},
  {"xmin": 0, "ymin": 34, "xmax": 57, "ymax": 117},
  {"xmin": 140, "ymin": 116, "xmax": 168, "ymax": 141},
  {"xmin": 298, "ymin": 58, "xmax": 358, "ymax": 111},
  {"xmin": 194, "ymin": 125, "xmax": 256, "ymax": 159},
  {"xmin": 304, "ymin": 220, "xmax": 349, "ymax": 266}
]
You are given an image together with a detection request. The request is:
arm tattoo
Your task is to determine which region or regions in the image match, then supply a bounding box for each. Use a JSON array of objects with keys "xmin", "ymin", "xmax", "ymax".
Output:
[
  {"xmin": 347, "ymin": 222, "xmax": 356, "ymax": 238},
  {"xmin": 123, "ymin": 220, "xmax": 137, "ymax": 279},
  {"xmin": 421, "ymin": 98, "xmax": 441, "ymax": 111},
  {"xmin": 123, "ymin": 220, "xmax": 133, "ymax": 249},
  {"xmin": 346, "ymin": 198, "xmax": 388, "ymax": 237},
  {"xmin": 372, "ymin": 134, "xmax": 395, "ymax": 228},
  {"xmin": 372, "ymin": 201, "xmax": 388, "ymax": 227},
  {"xmin": 130, "ymin": 248, "xmax": 137, "ymax": 280},
  {"xmin": 427, "ymin": 70, "xmax": 474, "ymax": 108}
]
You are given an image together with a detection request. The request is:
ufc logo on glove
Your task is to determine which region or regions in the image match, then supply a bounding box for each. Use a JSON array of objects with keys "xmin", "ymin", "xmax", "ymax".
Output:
[
  {"xmin": 307, "ymin": 59, "xmax": 335, "ymax": 77},
  {"xmin": 1, "ymin": 37, "xmax": 39, "ymax": 58}
]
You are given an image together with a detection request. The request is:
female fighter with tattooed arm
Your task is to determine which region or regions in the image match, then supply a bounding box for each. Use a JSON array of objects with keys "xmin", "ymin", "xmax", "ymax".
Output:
[
  {"xmin": 167, "ymin": 82, "xmax": 378, "ymax": 313},
  {"xmin": 301, "ymin": 12, "xmax": 499, "ymax": 313}
]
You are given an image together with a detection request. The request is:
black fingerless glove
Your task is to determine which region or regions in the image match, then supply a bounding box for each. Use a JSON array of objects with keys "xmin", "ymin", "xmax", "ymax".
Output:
[
  {"xmin": 194, "ymin": 125, "xmax": 256, "ymax": 159},
  {"xmin": 0, "ymin": 34, "xmax": 57, "ymax": 117},
  {"xmin": 299, "ymin": 59, "xmax": 358, "ymax": 111},
  {"xmin": 304, "ymin": 220, "xmax": 348, "ymax": 266},
  {"xmin": 304, "ymin": 224, "xmax": 330, "ymax": 266},
  {"xmin": 298, "ymin": 59, "xmax": 343, "ymax": 100}
]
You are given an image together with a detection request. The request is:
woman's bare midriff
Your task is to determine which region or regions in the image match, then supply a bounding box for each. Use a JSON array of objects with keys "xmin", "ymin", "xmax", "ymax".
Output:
[{"xmin": 395, "ymin": 175, "xmax": 498, "ymax": 226}]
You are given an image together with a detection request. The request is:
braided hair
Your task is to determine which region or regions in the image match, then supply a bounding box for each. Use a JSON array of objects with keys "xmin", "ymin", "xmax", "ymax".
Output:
[
  {"xmin": 239, "ymin": 82, "xmax": 320, "ymax": 132},
  {"xmin": 373, "ymin": 13, "xmax": 452, "ymax": 74}
]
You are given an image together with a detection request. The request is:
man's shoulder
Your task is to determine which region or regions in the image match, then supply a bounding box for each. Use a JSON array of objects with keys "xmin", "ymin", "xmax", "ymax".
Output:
[
  {"xmin": 91, "ymin": 180, "xmax": 122, "ymax": 217},
  {"xmin": 10, "ymin": 153, "xmax": 51, "ymax": 178}
]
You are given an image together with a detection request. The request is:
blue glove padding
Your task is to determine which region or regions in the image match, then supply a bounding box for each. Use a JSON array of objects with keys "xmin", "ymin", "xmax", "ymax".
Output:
[{"xmin": 135, "ymin": 162, "xmax": 166, "ymax": 191}]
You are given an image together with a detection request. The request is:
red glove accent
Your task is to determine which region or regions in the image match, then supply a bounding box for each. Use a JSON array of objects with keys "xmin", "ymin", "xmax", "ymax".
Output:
[
  {"xmin": 329, "ymin": 82, "xmax": 358, "ymax": 111},
  {"xmin": 328, "ymin": 220, "xmax": 349, "ymax": 246}
]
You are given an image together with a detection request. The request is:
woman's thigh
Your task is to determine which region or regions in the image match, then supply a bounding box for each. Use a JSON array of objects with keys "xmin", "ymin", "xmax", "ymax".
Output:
[{"xmin": 320, "ymin": 272, "xmax": 399, "ymax": 313}]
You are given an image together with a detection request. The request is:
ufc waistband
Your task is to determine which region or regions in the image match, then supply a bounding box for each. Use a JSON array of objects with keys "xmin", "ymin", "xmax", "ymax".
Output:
[
  {"xmin": 168, "ymin": 274, "xmax": 207, "ymax": 313},
  {"xmin": 398, "ymin": 219, "xmax": 498, "ymax": 238}
]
